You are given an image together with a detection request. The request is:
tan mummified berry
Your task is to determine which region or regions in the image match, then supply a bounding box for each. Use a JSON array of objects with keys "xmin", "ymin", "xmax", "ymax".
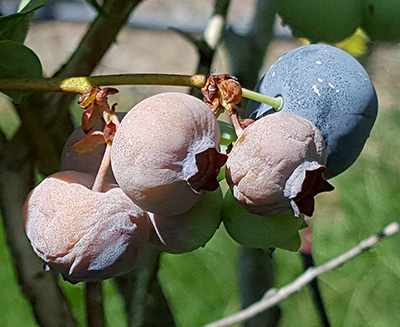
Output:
[
  {"xmin": 111, "ymin": 92, "xmax": 227, "ymax": 216},
  {"xmin": 226, "ymin": 113, "xmax": 333, "ymax": 217},
  {"xmin": 23, "ymin": 171, "xmax": 149, "ymax": 283}
]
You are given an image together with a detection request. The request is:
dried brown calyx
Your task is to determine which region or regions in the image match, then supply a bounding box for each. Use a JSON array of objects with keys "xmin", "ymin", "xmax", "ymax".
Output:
[
  {"xmin": 284, "ymin": 162, "xmax": 334, "ymax": 217},
  {"xmin": 72, "ymin": 87, "xmax": 120, "ymax": 152},
  {"xmin": 201, "ymin": 73, "xmax": 249, "ymax": 138},
  {"xmin": 188, "ymin": 147, "xmax": 227, "ymax": 192},
  {"xmin": 201, "ymin": 74, "xmax": 242, "ymax": 115}
]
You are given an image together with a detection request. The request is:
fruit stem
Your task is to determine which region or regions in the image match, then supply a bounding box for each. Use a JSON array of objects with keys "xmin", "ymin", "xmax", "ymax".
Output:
[
  {"xmin": 0, "ymin": 74, "xmax": 283, "ymax": 109},
  {"xmin": 230, "ymin": 108, "xmax": 244, "ymax": 138},
  {"xmin": 0, "ymin": 74, "xmax": 207, "ymax": 94},
  {"xmin": 85, "ymin": 282, "xmax": 104, "ymax": 327},
  {"xmin": 92, "ymin": 143, "xmax": 112, "ymax": 192},
  {"xmin": 241, "ymin": 88, "xmax": 283, "ymax": 110}
]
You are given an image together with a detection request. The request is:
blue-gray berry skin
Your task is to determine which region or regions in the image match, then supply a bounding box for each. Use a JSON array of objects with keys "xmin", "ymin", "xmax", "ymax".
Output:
[{"xmin": 246, "ymin": 44, "xmax": 378, "ymax": 179}]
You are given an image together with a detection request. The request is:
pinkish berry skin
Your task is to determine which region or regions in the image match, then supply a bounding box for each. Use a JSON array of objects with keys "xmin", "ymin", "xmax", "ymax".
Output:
[
  {"xmin": 226, "ymin": 112, "xmax": 332, "ymax": 217},
  {"xmin": 23, "ymin": 171, "xmax": 149, "ymax": 283},
  {"xmin": 111, "ymin": 92, "xmax": 225, "ymax": 216}
]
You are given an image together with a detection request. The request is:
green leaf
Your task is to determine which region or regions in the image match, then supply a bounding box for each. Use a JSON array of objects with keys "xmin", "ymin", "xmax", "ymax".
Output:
[
  {"xmin": 0, "ymin": 40, "xmax": 42, "ymax": 103},
  {"xmin": 18, "ymin": 0, "xmax": 53, "ymax": 14},
  {"xmin": 0, "ymin": 0, "xmax": 53, "ymax": 43},
  {"xmin": 0, "ymin": 12, "xmax": 34, "ymax": 43},
  {"xmin": 221, "ymin": 187, "xmax": 305, "ymax": 251}
]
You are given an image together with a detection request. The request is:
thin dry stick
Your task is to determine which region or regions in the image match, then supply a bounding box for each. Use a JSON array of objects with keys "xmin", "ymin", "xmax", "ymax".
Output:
[
  {"xmin": 204, "ymin": 220, "xmax": 400, "ymax": 327},
  {"xmin": 92, "ymin": 143, "xmax": 112, "ymax": 192},
  {"xmin": 84, "ymin": 149, "xmax": 110, "ymax": 327}
]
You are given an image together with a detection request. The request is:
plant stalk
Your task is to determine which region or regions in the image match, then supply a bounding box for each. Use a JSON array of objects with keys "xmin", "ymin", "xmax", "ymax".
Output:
[
  {"xmin": 92, "ymin": 143, "xmax": 112, "ymax": 193},
  {"xmin": 0, "ymin": 74, "xmax": 282, "ymax": 109},
  {"xmin": 0, "ymin": 74, "xmax": 207, "ymax": 94},
  {"xmin": 242, "ymin": 89, "xmax": 283, "ymax": 110}
]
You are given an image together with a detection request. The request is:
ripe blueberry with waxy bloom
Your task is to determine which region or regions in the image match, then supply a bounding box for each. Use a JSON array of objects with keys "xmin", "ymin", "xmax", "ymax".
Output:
[{"xmin": 247, "ymin": 44, "xmax": 378, "ymax": 179}]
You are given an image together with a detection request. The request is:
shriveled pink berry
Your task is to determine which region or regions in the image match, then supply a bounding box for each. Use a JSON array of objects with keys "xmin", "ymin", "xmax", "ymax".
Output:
[
  {"xmin": 226, "ymin": 113, "xmax": 333, "ymax": 217},
  {"xmin": 23, "ymin": 171, "xmax": 149, "ymax": 283},
  {"xmin": 61, "ymin": 113, "xmax": 125, "ymax": 184},
  {"xmin": 111, "ymin": 92, "xmax": 227, "ymax": 216},
  {"xmin": 149, "ymin": 188, "xmax": 223, "ymax": 254}
]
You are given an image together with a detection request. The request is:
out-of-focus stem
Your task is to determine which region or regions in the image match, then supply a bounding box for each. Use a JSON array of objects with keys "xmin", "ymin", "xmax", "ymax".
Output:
[
  {"xmin": 237, "ymin": 247, "xmax": 281, "ymax": 327},
  {"xmin": 85, "ymin": 282, "xmax": 105, "ymax": 327},
  {"xmin": 114, "ymin": 247, "xmax": 175, "ymax": 327}
]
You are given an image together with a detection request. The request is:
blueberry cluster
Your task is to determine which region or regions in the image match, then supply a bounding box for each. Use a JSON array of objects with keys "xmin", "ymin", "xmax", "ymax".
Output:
[
  {"xmin": 23, "ymin": 44, "xmax": 378, "ymax": 281},
  {"xmin": 23, "ymin": 93, "xmax": 226, "ymax": 282}
]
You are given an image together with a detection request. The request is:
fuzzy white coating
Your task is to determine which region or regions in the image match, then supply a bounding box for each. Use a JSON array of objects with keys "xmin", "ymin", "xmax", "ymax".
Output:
[
  {"xmin": 226, "ymin": 113, "xmax": 327, "ymax": 216},
  {"xmin": 111, "ymin": 92, "xmax": 220, "ymax": 215},
  {"xmin": 24, "ymin": 171, "xmax": 149, "ymax": 282}
]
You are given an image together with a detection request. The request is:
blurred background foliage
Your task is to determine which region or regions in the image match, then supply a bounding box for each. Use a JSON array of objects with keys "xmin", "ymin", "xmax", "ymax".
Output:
[{"xmin": 1, "ymin": 0, "xmax": 400, "ymax": 326}]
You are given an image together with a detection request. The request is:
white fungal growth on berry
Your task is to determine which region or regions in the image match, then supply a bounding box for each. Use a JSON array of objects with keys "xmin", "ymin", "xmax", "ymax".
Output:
[
  {"xmin": 226, "ymin": 113, "xmax": 333, "ymax": 217},
  {"xmin": 23, "ymin": 171, "xmax": 149, "ymax": 283},
  {"xmin": 111, "ymin": 92, "xmax": 227, "ymax": 216}
]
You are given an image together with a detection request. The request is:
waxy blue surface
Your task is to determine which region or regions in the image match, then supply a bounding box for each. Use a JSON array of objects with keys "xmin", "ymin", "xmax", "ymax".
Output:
[{"xmin": 246, "ymin": 44, "xmax": 378, "ymax": 178}]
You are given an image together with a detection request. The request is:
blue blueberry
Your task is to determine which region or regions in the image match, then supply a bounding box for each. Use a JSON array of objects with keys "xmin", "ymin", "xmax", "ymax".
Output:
[{"xmin": 246, "ymin": 44, "xmax": 378, "ymax": 179}]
